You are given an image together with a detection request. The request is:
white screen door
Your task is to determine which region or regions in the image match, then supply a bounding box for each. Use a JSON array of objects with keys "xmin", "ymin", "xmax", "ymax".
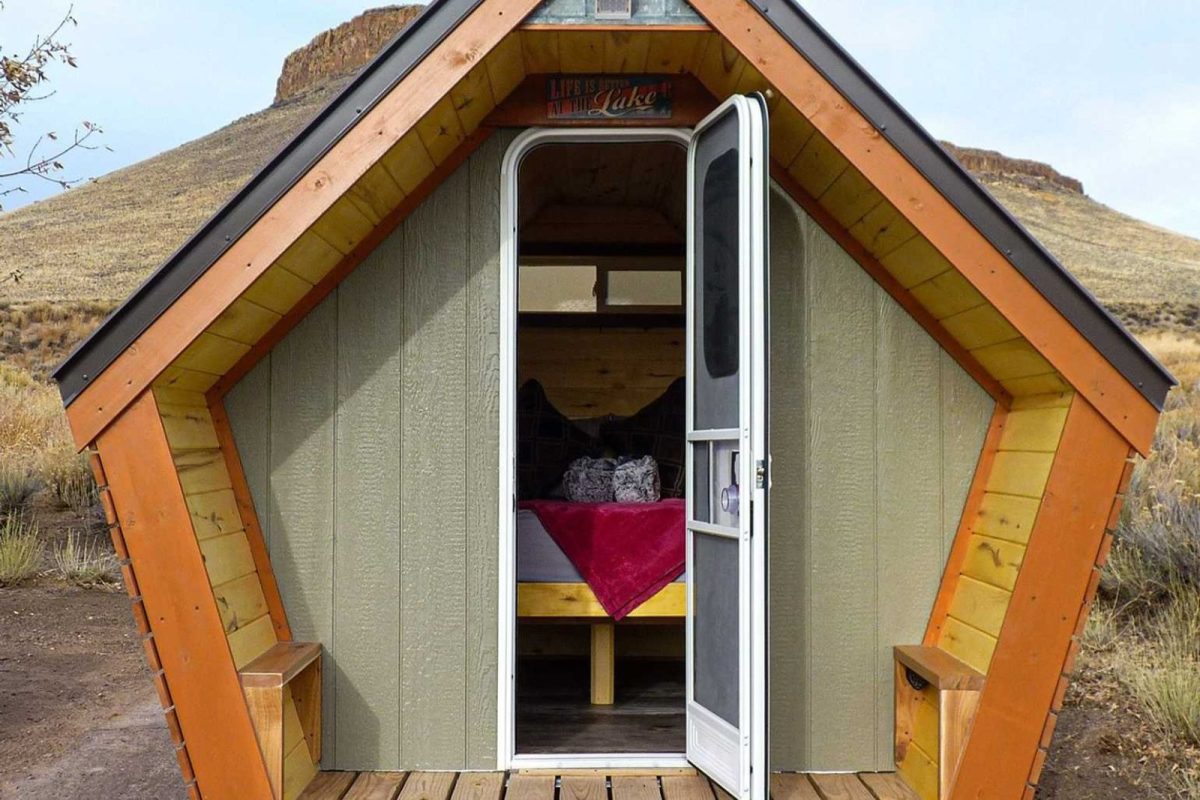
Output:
[{"xmin": 685, "ymin": 94, "xmax": 768, "ymax": 800}]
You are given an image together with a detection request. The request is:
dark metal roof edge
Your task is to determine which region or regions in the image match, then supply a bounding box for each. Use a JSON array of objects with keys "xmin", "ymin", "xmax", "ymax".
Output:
[
  {"xmin": 748, "ymin": 0, "xmax": 1175, "ymax": 410},
  {"xmin": 52, "ymin": 0, "xmax": 482, "ymax": 406}
]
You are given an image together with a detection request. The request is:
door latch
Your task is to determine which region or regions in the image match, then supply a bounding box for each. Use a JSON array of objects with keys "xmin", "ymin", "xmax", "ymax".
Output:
[{"xmin": 755, "ymin": 459, "xmax": 766, "ymax": 489}]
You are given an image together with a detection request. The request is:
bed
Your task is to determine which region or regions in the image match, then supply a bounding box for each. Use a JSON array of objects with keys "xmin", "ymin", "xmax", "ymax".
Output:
[{"xmin": 516, "ymin": 504, "xmax": 685, "ymax": 705}]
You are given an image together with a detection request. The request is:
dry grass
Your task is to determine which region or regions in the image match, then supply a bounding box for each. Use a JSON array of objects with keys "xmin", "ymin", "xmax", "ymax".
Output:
[
  {"xmin": 0, "ymin": 514, "xmax": 43, "ymax": 587},
  {"xmin": 52, "ymin": 530, "xmax": 118, "ymax": 588}
]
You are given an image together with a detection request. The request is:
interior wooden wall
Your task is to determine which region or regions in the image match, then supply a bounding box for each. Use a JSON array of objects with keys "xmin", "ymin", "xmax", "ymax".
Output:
[
  {"xmin": 767, "ymin": 186, "xmax": 995, "ymax": 772},
  {"xmin": 225, "ymin": 132, "xmax": 514, "ymax": 772},
  {"xmin": 517, "ymin": 326, "xmax": 684, "ymax": 418}
]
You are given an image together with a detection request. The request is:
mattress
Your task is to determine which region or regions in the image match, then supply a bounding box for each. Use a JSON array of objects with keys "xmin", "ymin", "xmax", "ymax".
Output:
[{"xmin": 516, "ymin": 508, "xmax": 685, "ymax": 583}]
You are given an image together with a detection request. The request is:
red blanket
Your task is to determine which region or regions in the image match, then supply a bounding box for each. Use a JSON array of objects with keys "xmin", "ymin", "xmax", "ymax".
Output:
[{"xmin": 520, "ymin": 499, "xmax": 685, "ymax": 620}]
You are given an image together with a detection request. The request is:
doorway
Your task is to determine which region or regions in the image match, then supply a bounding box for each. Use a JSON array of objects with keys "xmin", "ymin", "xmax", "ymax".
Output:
[{"xmin": 498, "ymin": 128, "xmax": 692, "ymax": 769}]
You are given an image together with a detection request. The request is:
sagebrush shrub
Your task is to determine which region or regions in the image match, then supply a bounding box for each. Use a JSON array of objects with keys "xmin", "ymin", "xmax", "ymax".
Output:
[{"xmin": 0, "ymin": 514, "xmax": 42, "ymax": 586}]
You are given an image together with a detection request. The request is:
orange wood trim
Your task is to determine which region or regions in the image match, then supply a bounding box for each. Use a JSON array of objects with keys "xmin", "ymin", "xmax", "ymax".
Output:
[
  {"xmin": 63, "ymin": 0, "xmax": 543, "ymax": 450},
  {"xmin": 688, "ymin": 0, "xmax": 1159, "ymax": 454},
  {"xmin": 517, "ymin": 23, "xmax": 712, "ymax": 31},
  {"xmin": 208, "ymin": 398, "xmax": 292, "ymax": 642},
  {"xmin": 948, "ymin": 395, "xmax": 1131, "ymax": 800},
  {"xmin": 96, "ymin": 391, "xmax": 273, "ymax": 800},
  {"xmin": 922, "ymin": 400, "xmax": 1010, "ymax": 645},
  {"xmin": 487, "ymin": 73, "xmax": 718, "ymax": 128},
  {"xmin": 770, "ymin": 165, "xmax": 1010, "ymax": 403},
  {"xmin": 208, "ymin": 127, "xmax": 493, "ymax": 401}
]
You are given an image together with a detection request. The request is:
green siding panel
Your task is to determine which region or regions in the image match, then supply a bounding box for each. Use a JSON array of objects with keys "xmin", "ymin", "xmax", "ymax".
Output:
[{"xmin": 767, "ymin": 186, "xmax": 992, "ymax": 771}]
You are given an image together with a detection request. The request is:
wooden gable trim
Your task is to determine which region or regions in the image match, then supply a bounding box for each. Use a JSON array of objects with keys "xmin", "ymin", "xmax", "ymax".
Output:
[
  {"xmin": 947, "ymin": 395, "xmax": 1132, "ymax": 799},
  {"xmin": 770, "ymin": 165, "xmax": 1009, "ymax": 403},
  {"xmin": 686, "ymin": 0, "xmax": 1159, "ymax": 454},
  {"xmin": 63, "ymin": 0, "xmax": 543, "ymax": 450},
  {"xmin": 96, "ymin": 391, "xmax": 274, "ymax": 799}
]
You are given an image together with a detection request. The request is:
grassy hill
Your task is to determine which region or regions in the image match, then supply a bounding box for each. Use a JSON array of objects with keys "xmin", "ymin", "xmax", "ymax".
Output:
[{"xmin": 1, "ymin": 9, "xmax": 1197, "ymax": 330}]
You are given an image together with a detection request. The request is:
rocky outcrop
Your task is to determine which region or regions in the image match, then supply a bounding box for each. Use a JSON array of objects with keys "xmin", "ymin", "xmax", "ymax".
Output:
[
  {"xmin": 941, "ymin": 141, "xmax": 1084, "ymax": 195},
  {"xmin": 274, "ymin": 6, "xmax": 424, "ymax": 104}
]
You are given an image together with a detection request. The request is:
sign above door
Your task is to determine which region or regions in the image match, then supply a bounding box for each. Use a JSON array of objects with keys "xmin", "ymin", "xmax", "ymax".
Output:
[{"xmin": 546, "ymin": 76, "xmax": 674, "ymax": 120}]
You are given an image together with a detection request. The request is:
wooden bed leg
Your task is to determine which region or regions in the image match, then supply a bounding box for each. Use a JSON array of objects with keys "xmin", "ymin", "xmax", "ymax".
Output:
[{"xmin": 591, "ymin": 622, "xmax": 615, "ymax": 705}]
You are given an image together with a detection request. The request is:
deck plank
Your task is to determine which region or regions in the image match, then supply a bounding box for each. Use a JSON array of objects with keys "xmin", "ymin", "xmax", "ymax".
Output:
[
  {"xmin": 299, "ymin": 771, "xmax": 358, "ymax": 800},
  {"xmin": 506, "ymin": 775, "xmax": 556, "ymax": 800},
  {"xmin": 396, "ymin": 772, "xmax": 458, "ymax": 800},
  {"xmin": 611, "ymin": 776, "xmax": 662, "ymax": 800},
  {"xmin": 661, "ymin": 776, "xmax": 715, "ymax": 800},
  {"xmin": 561, "ymin": 776, "xmax": 609, "ymax": 800},
  {"xmin": 345, "ymin": 771, "xmax": 409, "ymax": 800},
  {"xmin": 770, "ymin": 773, "xmax": 821, "ymax": 800},
  {"xmin": 808, "ymin": 775, "xmax": 874, "ymax": 800},
  {"xmin": 451, "ymin": 773, "xmax": 506, "ymax": 800},
  {"xmin": 857, "ymin": 774, "xmax": 920, "ymax": 800}
]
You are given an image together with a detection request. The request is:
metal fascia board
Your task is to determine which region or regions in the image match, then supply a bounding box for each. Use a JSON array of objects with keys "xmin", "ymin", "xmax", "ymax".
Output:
[
  {"xmin": 53, "ymin": 0, "xmax": 482, "ymax": 406},
  {"xmin": 747, "ymin": 0, "xmax": 1174, "ymax": 409}
]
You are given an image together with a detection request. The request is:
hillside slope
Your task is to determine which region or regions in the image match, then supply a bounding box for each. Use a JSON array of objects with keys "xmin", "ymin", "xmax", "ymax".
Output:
[{"xmin": 1, "ymin": 8, "xmax": 1197, "ymax": 326}]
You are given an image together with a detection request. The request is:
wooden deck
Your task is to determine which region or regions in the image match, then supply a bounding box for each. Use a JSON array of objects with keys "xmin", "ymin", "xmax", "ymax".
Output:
[{"xmin": 298, "ymin": 770, "xmax": 919, "ymax": 800}]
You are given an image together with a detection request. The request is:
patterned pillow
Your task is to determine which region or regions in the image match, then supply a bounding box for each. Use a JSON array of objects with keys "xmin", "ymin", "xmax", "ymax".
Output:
[
  {"xmin": 601, "ymin": 379, "xmax": 686, "ymax": 498},
  {"xmin": 563, "ymin": 457, "xmax": 617, "ymax": 503},
  {"xmin": 517, "ymin": 380, "xmax": 598, "ymax": 500},
  {"xmin": 613, "ymin": 455, "xmax": 661, "ymax": 503}
]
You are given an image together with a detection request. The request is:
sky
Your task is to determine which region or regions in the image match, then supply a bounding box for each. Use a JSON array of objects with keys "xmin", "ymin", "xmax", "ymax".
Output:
[{"xmin": 2, "ymin": 1, "xmax": 1199, "ymax": 239}]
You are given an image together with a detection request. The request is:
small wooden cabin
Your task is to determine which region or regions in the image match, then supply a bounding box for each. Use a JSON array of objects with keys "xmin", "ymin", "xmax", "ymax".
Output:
[{"xmin": 53, "ymin": 2, "xmax": 1172, "ymax": 799}]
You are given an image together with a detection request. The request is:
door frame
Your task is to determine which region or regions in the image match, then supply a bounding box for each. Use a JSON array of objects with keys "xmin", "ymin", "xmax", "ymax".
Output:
[{"xmin": 497, "ymin": 126, "xmax": 693, "ymax": 770}]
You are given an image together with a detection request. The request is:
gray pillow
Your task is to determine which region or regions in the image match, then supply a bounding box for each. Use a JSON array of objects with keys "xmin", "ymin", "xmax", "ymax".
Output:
[
  {"xmin": 613, "ymin": 455, "xmax": 661, "ymax": 503},
  {"xmin": 563, "ymin": 457, "xmax": 617, "ymax": 502}
]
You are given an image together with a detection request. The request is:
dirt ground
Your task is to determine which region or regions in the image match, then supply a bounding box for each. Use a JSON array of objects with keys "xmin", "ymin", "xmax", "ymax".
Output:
[
  {"xmin": 0, "ymin": 585, "xmax": 184, "ymax": 800},
  {"xmin": 0, "ymin": 579, "xmax": 1186, "ymax": 799}
]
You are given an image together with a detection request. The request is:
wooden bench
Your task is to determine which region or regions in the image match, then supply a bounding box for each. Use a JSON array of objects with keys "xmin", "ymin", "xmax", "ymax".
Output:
[
  {"xmin": 240, "ymin": 641, "xmax": 322, "ymax": 800},
  {"xmin": 893, "ymin": 645, "xmax": 985, "ymax": 800}
]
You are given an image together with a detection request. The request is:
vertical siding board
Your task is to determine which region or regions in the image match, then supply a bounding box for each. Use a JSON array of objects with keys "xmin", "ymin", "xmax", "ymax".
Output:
[
  {"xmin": 766, "ymin": 186, "xmax": 810, "ymax": 768},
  {"xmin": 805, "ymin": 213, "xmax": 877, "ymax": 769},
  {"xmin": 873, "ymin": 290, "xmax": 942, "ymax": 769},
  {"xmin": 269, "ymin": 297, "xmax": 338, "ymax": 765},
  {"xmin": 334, "ymin": 229, "xmax": 404, "ymax": 768},
  {"xmin": 225, "ymin": 358, "xmax": 272, "ymax": 549},
  {"xmin": 941, "ymin": 352, "xmax": 994, "ymax": 554},
  {"xmin": 400, "ymin": 164, "xmax": 470, "ymax": 767},
  {"xmin": 464, "ymin": 131, "xmax": 510, "ymax": 768}
]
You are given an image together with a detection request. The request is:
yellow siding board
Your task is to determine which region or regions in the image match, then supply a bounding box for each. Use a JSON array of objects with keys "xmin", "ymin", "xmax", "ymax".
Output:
[
  {"xmin": 769, "ymin": 101, "xmax": 816, "ymax": 167},
  {"xmin": 416, "ymin": 95, "xmax": 467, "ymax": 166},
  {"xmin": 311, "ymin": 196, "xmax": 375, "ymax": 254},
  {"xmin": 154, "ymin": 366, "xmax": 220, "ymax": 394},
  {"xmin": 898, "ymin": 740, "xmax": 939, "ymax": 800},
  {"xmin": 789, "ymin": 133, "xmax": 849, "ymax": 199},
  {"xmin": 1010, "ymin": 392, "xmax": 1074, "ymax": 410},
  {"xmin": 174, "ymin": 449, "xmax": 232, "ymax": 495},
  {"xmin": 449, "ymin": 62, "xmax": 497, "ymax": 135},
  {"xmin": 347, "ymin": 163, "xmax": 406, "ymax": 226},
  {"xmin": 275, "ymin": 231, "xmax": 346, "ymax": 285},
  {"xmin": 961, "ymin": 533, "xmax": 1026, "ymax": 591},
  {"xmin": 820, "ymin": 166, "xmax": 882, "ymax": 229},
  {"xmin": 602, "ymin": 31, "xmax": 651, "ymax": 73},
  {"xmin": 940, "ymin": 616, "xmax": 997, "ymax": 675},
  {"xmin": 228, "ymin": 613, "xmax": 278, "ymax": 671},
  {"xmin": 243, "ymin": 266, "xmax": 313, "ymax": 315},
  {"xmin": 986, "ymin": 451, "xmax": 1055, "ymax": 498},
  {"xmin": 199, "ymin": 530, "xmax": 256, "ymax": 587},
  {"xmin": 849, "ymin": 201, "xmax": 918, "ymax": 259},
  {"xmin": 879, "ymin": 236, "xmax": 955, "ymax": 290},
  {"xmin": 971, "ymin": 339, "xmax": 1055, "ymax": 381},
  {"xmin": 734, "ymin": 61, "xmax": 778, "ymax": 110},
  {"xmin": 909, "ymin": 270, "xmax": 986, "ymax": 321},
  {"xmin": 485, "ymin": 34, "xmax": 525, "ymax": 103},
  {"xmin": 941, "ymin": 304, "xmax": 1019, "ymax": 350},
  {"xmin": 380, "ymin": 132, "xmax": 437, "ymax": 196},
  {"xmin": 1001, "ymin": 372, "xmax": 1072, "ymax": 397},
  {"xmin": 973, "ymin": 492, "xmax": 1042, "ymax": 545},
  {"xmin": 185, "ymin": 488, "xmax": 245, "ymax": 540},
  {"xmin": 281, "ymin": 735, "xmax": 319, "ymax": 800},
  {"xmin": 1000, "ymin": 406, "xmax": 1069, "ymax": 452},
  {"xmin": 213, "ymin": 572, "xmax": 269, "ymax": 635},
  {"xmin": 208, "ymin": 298, "xmax": 281, "ymax": 346},
  {"xmin": 282, "ymin": 686, "xmax": 305, "ymax": 753},
  {"xmin": 175, "ymin": 333, "xmax": 251, "ymax": 377},
  {"xmin": 520, "ymin": 30, "xmax": 561, "ymax": 73},
  {"xmin": 558, "ymin": 31, "xmax": 605, "ymax": 73},
  {"xmin": 948, "ymin": 575, "xmax": 1012, "ymax": 637},
  {"xmin": 912, "ymin": 692, "xmax": 940, "ymax": 764},
  {"xmin": 645, "ymin": 30, "xmax": 706, "ymax": 74},
  {"xmin": 151, "ymin": 387, "xmax": 207, "ymax": 408}
]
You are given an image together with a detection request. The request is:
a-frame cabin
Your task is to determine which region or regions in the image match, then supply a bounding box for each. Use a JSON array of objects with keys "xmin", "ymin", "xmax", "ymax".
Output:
[{"xmin": 53, "ymin": 2, "xmax": 1172, "ymax": 799}]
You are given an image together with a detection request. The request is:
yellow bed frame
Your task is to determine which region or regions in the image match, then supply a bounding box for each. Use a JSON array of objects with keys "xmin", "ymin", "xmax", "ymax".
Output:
[{"xmin": 517, "ymin": 581, "xmax": 685, "ymax": 705}]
